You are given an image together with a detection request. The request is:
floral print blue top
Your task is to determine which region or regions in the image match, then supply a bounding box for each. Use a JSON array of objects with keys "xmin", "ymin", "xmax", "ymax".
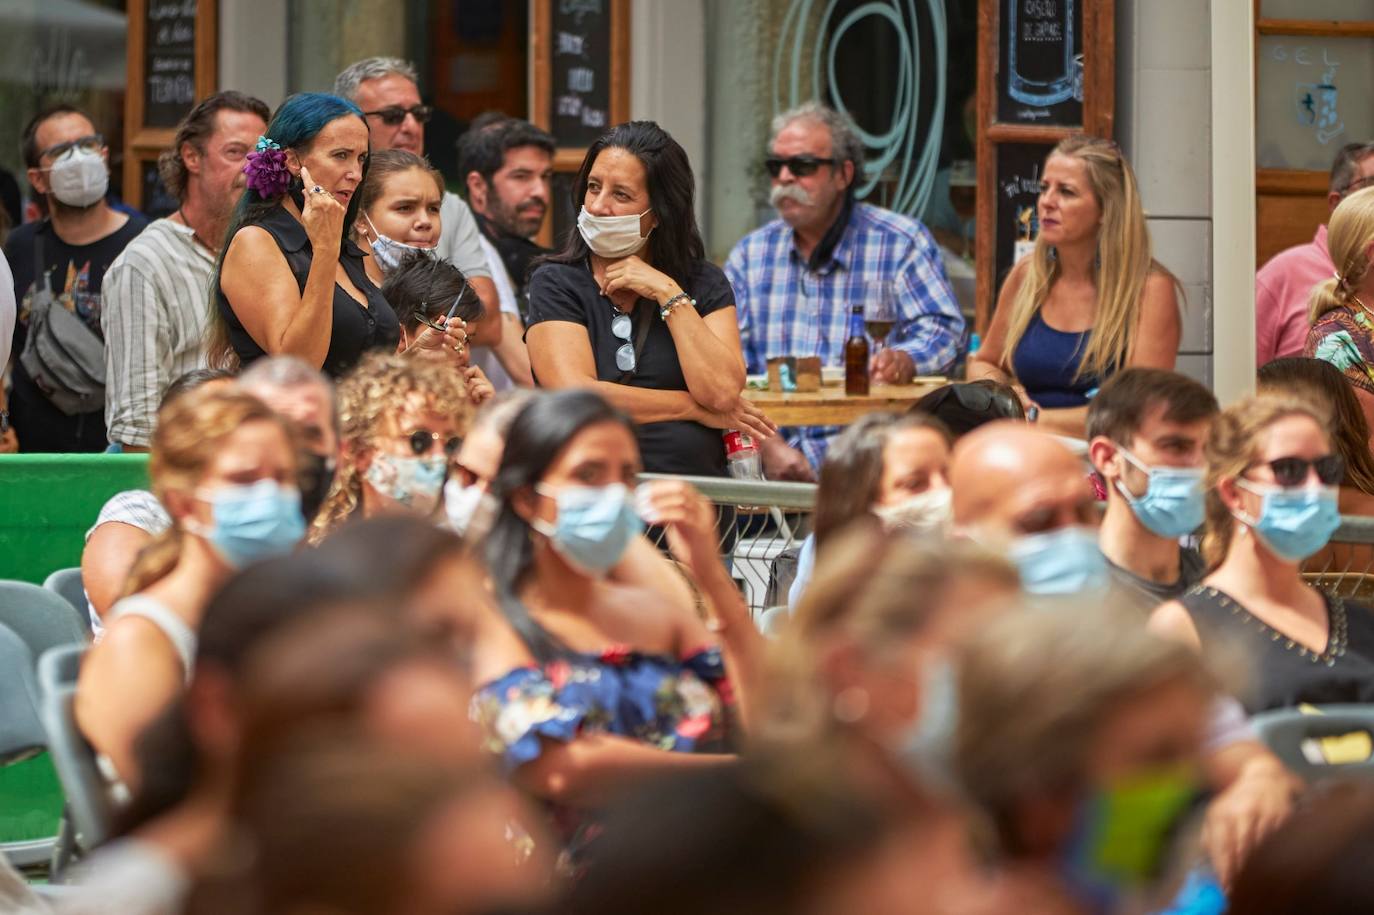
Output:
[{"xmin": 473, "ymin": 643, "xmax": 736, "ymax": 868}]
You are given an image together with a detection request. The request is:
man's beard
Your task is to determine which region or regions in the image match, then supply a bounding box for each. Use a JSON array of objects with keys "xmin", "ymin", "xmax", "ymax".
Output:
[{"xmin": 488, "ymin": 192, "xmax": 545, "ymax": 239}]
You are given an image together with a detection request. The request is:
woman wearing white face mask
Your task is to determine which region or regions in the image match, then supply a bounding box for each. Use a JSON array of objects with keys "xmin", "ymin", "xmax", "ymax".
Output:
[
  {"xmin": 468, "ymin": 389, "xmax": 762, "ymax": 869},
  {"xmin": 524, "ymin": 121, "xmax": 776, "ymax": 478},
  {"xmin": 787, "ymin": 412, "xmax": 954, "ymax": 608},
  {"xmin": 76, "ymin": 388, "xmax": 303, "ymax": 787},
  {"xmin": 309, "ymin": 352, "xmax": 472, "ymax": 543}
]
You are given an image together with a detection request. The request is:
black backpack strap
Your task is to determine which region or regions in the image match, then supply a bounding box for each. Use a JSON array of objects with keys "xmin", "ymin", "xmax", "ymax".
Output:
[{"xmin": 615, "ymin": 300, "xmax": 653, "ymax": 384}]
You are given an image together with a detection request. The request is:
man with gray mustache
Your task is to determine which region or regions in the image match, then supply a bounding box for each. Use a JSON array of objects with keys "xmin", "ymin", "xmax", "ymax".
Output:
[{"xmin": 724, "ymin": 101, "xmax": 966, "ymax": 480}]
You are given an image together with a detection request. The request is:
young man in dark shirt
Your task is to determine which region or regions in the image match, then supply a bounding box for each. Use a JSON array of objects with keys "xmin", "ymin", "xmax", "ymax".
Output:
[
  {"xmin": 1086, "ymin": 368, "xmax": 1220, "ymax": 611},
  {"xmin": 5, "ymin": 104, "xmax": 147, "ymax": 452},
  {"xmin": 457, "ymin": 114, "xmax": 555, "ymax": 310}
]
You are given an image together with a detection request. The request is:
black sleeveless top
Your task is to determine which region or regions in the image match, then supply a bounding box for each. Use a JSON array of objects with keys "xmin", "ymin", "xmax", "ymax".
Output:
[
  {"xmin": 216, "ymin": 194, "xmax": 399, "ymax": 377},
  {"xmin": 1180, "ymin": 585, "xmax": 1374, "ymax": 714}
]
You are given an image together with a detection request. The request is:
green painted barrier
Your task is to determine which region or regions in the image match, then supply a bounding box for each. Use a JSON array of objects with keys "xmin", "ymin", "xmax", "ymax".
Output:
[
  {"xmin": 0, "ymin": 455, "xmax": 149, "ymax": 861},
  {"xmin": 0, "ymin": 454, "xmax": 151, "ymax": 585}
]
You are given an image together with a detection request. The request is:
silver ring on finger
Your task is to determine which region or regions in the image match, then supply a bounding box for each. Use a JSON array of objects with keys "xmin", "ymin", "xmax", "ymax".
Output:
[{"xmin": 312, "ymin": 185, "xmax": 325, "ymax": 194}]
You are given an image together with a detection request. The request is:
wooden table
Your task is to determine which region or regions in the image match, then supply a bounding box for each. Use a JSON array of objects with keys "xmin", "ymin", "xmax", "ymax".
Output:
[{"xmin": 743, "ymin": 378, "xmax": 949, "ymax": 426}]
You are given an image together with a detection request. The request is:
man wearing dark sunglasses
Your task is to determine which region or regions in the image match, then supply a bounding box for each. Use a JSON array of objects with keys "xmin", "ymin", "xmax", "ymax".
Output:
[
  {"xmin": 725, "ymin": 101, "xmax": 965, "ymax": 480},
  {"xmin": 4, "ymin": 104, "xmax": 148, "ymax": 452},
  {"xmin": 1257, "ymin": 140, "xmax": 1374, "ymax": 365},
  {"xmin": 333, "ymin": 57, "xmax": 503, "ymax": 353}
]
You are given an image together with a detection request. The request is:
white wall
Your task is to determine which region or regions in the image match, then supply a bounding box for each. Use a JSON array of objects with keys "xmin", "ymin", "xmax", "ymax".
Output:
[
  {"xmin": 219, "ymin": 0, "xmax": 289, "ymax": 109},
  {"xmin": 1116, "ymin": 0, "xmax": 1214, "ymax": 387},
  {"xmin": 630, "ymin": 0, "xmax": 708, "ymax": 227}
]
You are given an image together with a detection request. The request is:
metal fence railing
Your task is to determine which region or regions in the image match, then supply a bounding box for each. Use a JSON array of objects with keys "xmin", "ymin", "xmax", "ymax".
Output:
[
  {"xmin": 1303, "ymin": 515, "xmax": 1374, "ymax": 600},
  {"xmin": 637, "ymin": 474, "xmax": 817, "ymax": 616}
]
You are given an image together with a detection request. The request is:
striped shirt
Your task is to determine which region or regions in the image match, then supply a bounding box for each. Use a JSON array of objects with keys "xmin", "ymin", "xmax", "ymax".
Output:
[
  {"xmin": 101, "ymin": 220, "xmax": 215, "ymax": 447},
  {"xmin": 725, "ymin": 203, "xmax": 966, "ymax": 468}
]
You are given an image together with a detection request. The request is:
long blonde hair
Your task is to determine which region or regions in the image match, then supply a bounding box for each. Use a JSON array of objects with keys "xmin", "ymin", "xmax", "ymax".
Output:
[
  {"xmin": 1001, "ymin": 135, "xmax": 1174, "ymax": 382},
  {"xmin": 310, "ymin": 353, "xmax": 473, "ymax": 544},
  {"xmin": 1309, "ymin": 185, "xmax": 1374, "ymax": 324},
  {"xmin": 124, "ymin": 389, "xmax": 295, "ymax": 595},
  {"xmin": 1200, "ymin": 395, "xmax": 1333, "ymax": 568}
]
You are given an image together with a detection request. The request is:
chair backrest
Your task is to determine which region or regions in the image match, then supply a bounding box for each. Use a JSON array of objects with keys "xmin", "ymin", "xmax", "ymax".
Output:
[
  {"xmin": 36, "ymin": 644, "xmax": 112, "ymax": 852},
  {"xmin": 1251, "ymin": 704, "xmax": 1374, "ymax": 781},
  {"xmin": 0, "ymin": 625, "xmax": 44, "ymax": 764},
  {"xmin": 42, "ymin": 568, "xmax": 92, "ymax": 636},
  {"xmin": 0, "ymin": 580, "xmax": 89, "ymax": 662}
]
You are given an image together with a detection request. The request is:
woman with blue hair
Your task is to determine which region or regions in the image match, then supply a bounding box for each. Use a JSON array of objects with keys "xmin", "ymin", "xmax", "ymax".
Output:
[{"xmin": 208, "ymin": 92, "xmax": 400, "ymax": 376}]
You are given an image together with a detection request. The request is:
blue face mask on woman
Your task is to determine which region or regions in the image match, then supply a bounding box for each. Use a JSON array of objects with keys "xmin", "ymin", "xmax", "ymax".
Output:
[
  {"xmin": 533, "ymin": 483, "xmax": 644, "ymax": 576},
  {"xmin": 1008, "ymin": 526, "xmax": 1111, "ymax": 596},
  {"xmin": 1115, "ymin": 447, "xmax": 1206, "ymax": 539},
  {"xmin": 191, "ymin": 479, "xmax": 306, "ymax": 568},
  {"xmin": 1234, "ymin": 480, "xmax": 1341, "ymax": 562}
]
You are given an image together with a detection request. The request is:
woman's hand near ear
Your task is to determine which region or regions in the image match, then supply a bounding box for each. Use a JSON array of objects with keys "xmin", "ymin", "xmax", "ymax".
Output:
[{"xmin": 299, "ymin": 165, "xmax": 347, "ymax": 253}]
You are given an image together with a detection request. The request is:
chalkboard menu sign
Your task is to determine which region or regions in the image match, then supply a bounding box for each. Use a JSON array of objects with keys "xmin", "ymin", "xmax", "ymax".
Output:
[
  {"xmin": 144, "ymin": 0, "xmax": 199, "ymax": 129},
  {"xmin": 994, "ymin": 143, "xmax": 1054, "ymax": 294},
  {"xmin": 548, "ymin": 0, "xmax": 613, "ymax": 147},
  {"xmin": 997, "ymin": 0, "xmax": 1084, "ymax": 127}
]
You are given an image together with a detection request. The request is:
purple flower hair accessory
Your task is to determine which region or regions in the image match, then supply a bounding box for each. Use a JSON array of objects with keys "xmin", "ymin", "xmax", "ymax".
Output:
[{"xmin": 243, "ymin": 136, "xmax": 291, "ymax": 199}]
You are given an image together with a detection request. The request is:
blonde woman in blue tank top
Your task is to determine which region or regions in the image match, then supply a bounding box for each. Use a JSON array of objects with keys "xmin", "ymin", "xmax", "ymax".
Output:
[{"xmin": 969, "ymin": 137, "xmax": 1182, "ymax": 438}]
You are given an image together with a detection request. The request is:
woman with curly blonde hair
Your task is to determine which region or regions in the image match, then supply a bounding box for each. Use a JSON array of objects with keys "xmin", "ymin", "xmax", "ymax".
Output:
[
  {"xmin": 970, "ymin": 136, "xmax": 1182, "ymax": 438},
  {"xmin": 310, "ymin": 352, "xmax": 473, "ymax": 543}
]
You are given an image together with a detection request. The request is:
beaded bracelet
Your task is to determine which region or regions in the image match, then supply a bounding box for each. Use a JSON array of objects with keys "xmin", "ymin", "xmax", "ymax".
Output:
[{"xmin": 659, "ymin": 292, "xmax": 695, "ymax": 320}]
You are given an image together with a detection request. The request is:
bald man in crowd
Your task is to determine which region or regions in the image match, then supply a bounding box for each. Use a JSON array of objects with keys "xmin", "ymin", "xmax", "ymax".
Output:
[
  {"xmin": 949, "ymin": 421, "xmax": 1297, "ymax": 886},
  {"xmin": 950, "ymin": 421, "xmax": 1106, "ymax": 595}
]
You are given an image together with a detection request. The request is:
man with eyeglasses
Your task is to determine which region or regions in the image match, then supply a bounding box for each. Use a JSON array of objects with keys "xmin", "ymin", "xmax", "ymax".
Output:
[
  {"xmin": 333, "ymin": 58, "xmax": 502, "ymax": 351},
  {"xmin": 1256, "ymin": 141, "xmax": 1374, "ymax": 365},
  {"xmin": 3, "ymin": 105, "xmax": 147, "ymax": 452},
  {"xmin": 725, "ymin": 101, "xmax": 965, "ymax": 481}
]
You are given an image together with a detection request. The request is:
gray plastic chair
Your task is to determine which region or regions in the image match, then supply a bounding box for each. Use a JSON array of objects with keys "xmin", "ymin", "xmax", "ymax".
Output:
[
  {"xmin": 1251, "ymin": 705, "xmax": 1374, "ymax": 781},
  {"xmin": 42, "ymin": 569, "xmax": 92, "ymax": 636},
  {"xmin": 0, "ymin": 624, "xmax": 55, "ymax": 869},
  {"xmin": 37, "ymin": 644, "xmax": 112, "ymax": 864},
  {"xmin": 0, "ymin": 580, "xmax": 89, "ymax": 663}
]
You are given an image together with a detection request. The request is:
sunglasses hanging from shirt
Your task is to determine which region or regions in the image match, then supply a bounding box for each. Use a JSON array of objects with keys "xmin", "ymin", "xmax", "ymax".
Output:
[{"xmin": 611, "ymin": 301, "xmax": 653, "ymax": 383}]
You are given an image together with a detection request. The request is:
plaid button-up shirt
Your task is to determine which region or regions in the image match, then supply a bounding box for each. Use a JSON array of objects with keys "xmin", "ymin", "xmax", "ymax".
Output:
[{"xmin": 725, "ymin": 203, "xmax": 966, "ymax": 468}]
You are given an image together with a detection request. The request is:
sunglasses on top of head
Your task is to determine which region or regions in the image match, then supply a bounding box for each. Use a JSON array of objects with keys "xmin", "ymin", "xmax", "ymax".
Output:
[
  {"xmin": 364, "ymin": 104, "xmax": 434, "ymax": 127},
  {"xmin": 1244, "ymin": 454, "xmax": 1345, "ymax": 488},
  {"xmin": 764, "ymin": 155, "xmax": 835, "ymax": 178}
]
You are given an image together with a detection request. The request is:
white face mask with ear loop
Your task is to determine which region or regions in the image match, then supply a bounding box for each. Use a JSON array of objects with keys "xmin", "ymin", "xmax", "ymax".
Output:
[{"xmin": 577, "ymin": 207, "xmax": 653, "ymax": 258}]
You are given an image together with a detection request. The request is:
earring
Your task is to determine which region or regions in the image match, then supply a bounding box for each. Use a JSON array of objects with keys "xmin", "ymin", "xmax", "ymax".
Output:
[
  {"xmin": 1047, "ymin": 246, "xmax": 1058, "ymax": 263},
  {"xmin": 832, "ymin": 686, "xmax": 870, "ymax": 724}
]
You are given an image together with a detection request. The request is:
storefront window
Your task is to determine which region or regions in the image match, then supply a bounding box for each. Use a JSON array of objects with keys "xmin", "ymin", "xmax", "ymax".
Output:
[{"xmin": 0, "ymin": 0, "xmax": 128, "ymax": 233}]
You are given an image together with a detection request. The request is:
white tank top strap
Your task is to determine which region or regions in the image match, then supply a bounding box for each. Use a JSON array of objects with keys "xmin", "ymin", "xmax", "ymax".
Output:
[{"xmin": 106, "ymin": 595, "xmax": 198, "ymax": 681}]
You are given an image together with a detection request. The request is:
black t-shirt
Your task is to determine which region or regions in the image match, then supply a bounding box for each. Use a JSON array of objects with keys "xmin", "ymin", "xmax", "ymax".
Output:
[
  {"xmin": 216, "ymin": 196, "xmax": 399, "ymax": 378},
  {"xmin": 5, "ymin": 213, "xmax": 148, "ymax": 451},
  {"xmin": 526, "ymin": 259, "xmax": 734, "ymax": 476}
]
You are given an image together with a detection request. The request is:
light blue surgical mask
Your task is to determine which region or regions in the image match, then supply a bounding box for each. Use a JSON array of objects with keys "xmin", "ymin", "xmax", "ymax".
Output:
[
  {"xmin": 1008, "ymin": 526, "xmax": 1110, "ymax": 596},
  {"xmin": 533, "ymin": 483, "xmax": 643, "ymax": 576},
  {"xmin": 191, "ymin": 480, "xmax": 305, "ymax": 568},
  {"xmin": 1234, "ymin": 480, "xmax": 1341, "ymax": 562},
  {"xmin": 1115, "ymin": 446, "xmax": 1205, "ymax": 539},
  {"xmin": 899, "ymin": 653, "xmax": 961, "ymax": 794},
  {"xmin": 365, "ymin": 453, "xmax": 448, "ymax": 515},
  {"xmin": 364, "ymin": 214, "xmax": 433, "ymax": 274}
]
